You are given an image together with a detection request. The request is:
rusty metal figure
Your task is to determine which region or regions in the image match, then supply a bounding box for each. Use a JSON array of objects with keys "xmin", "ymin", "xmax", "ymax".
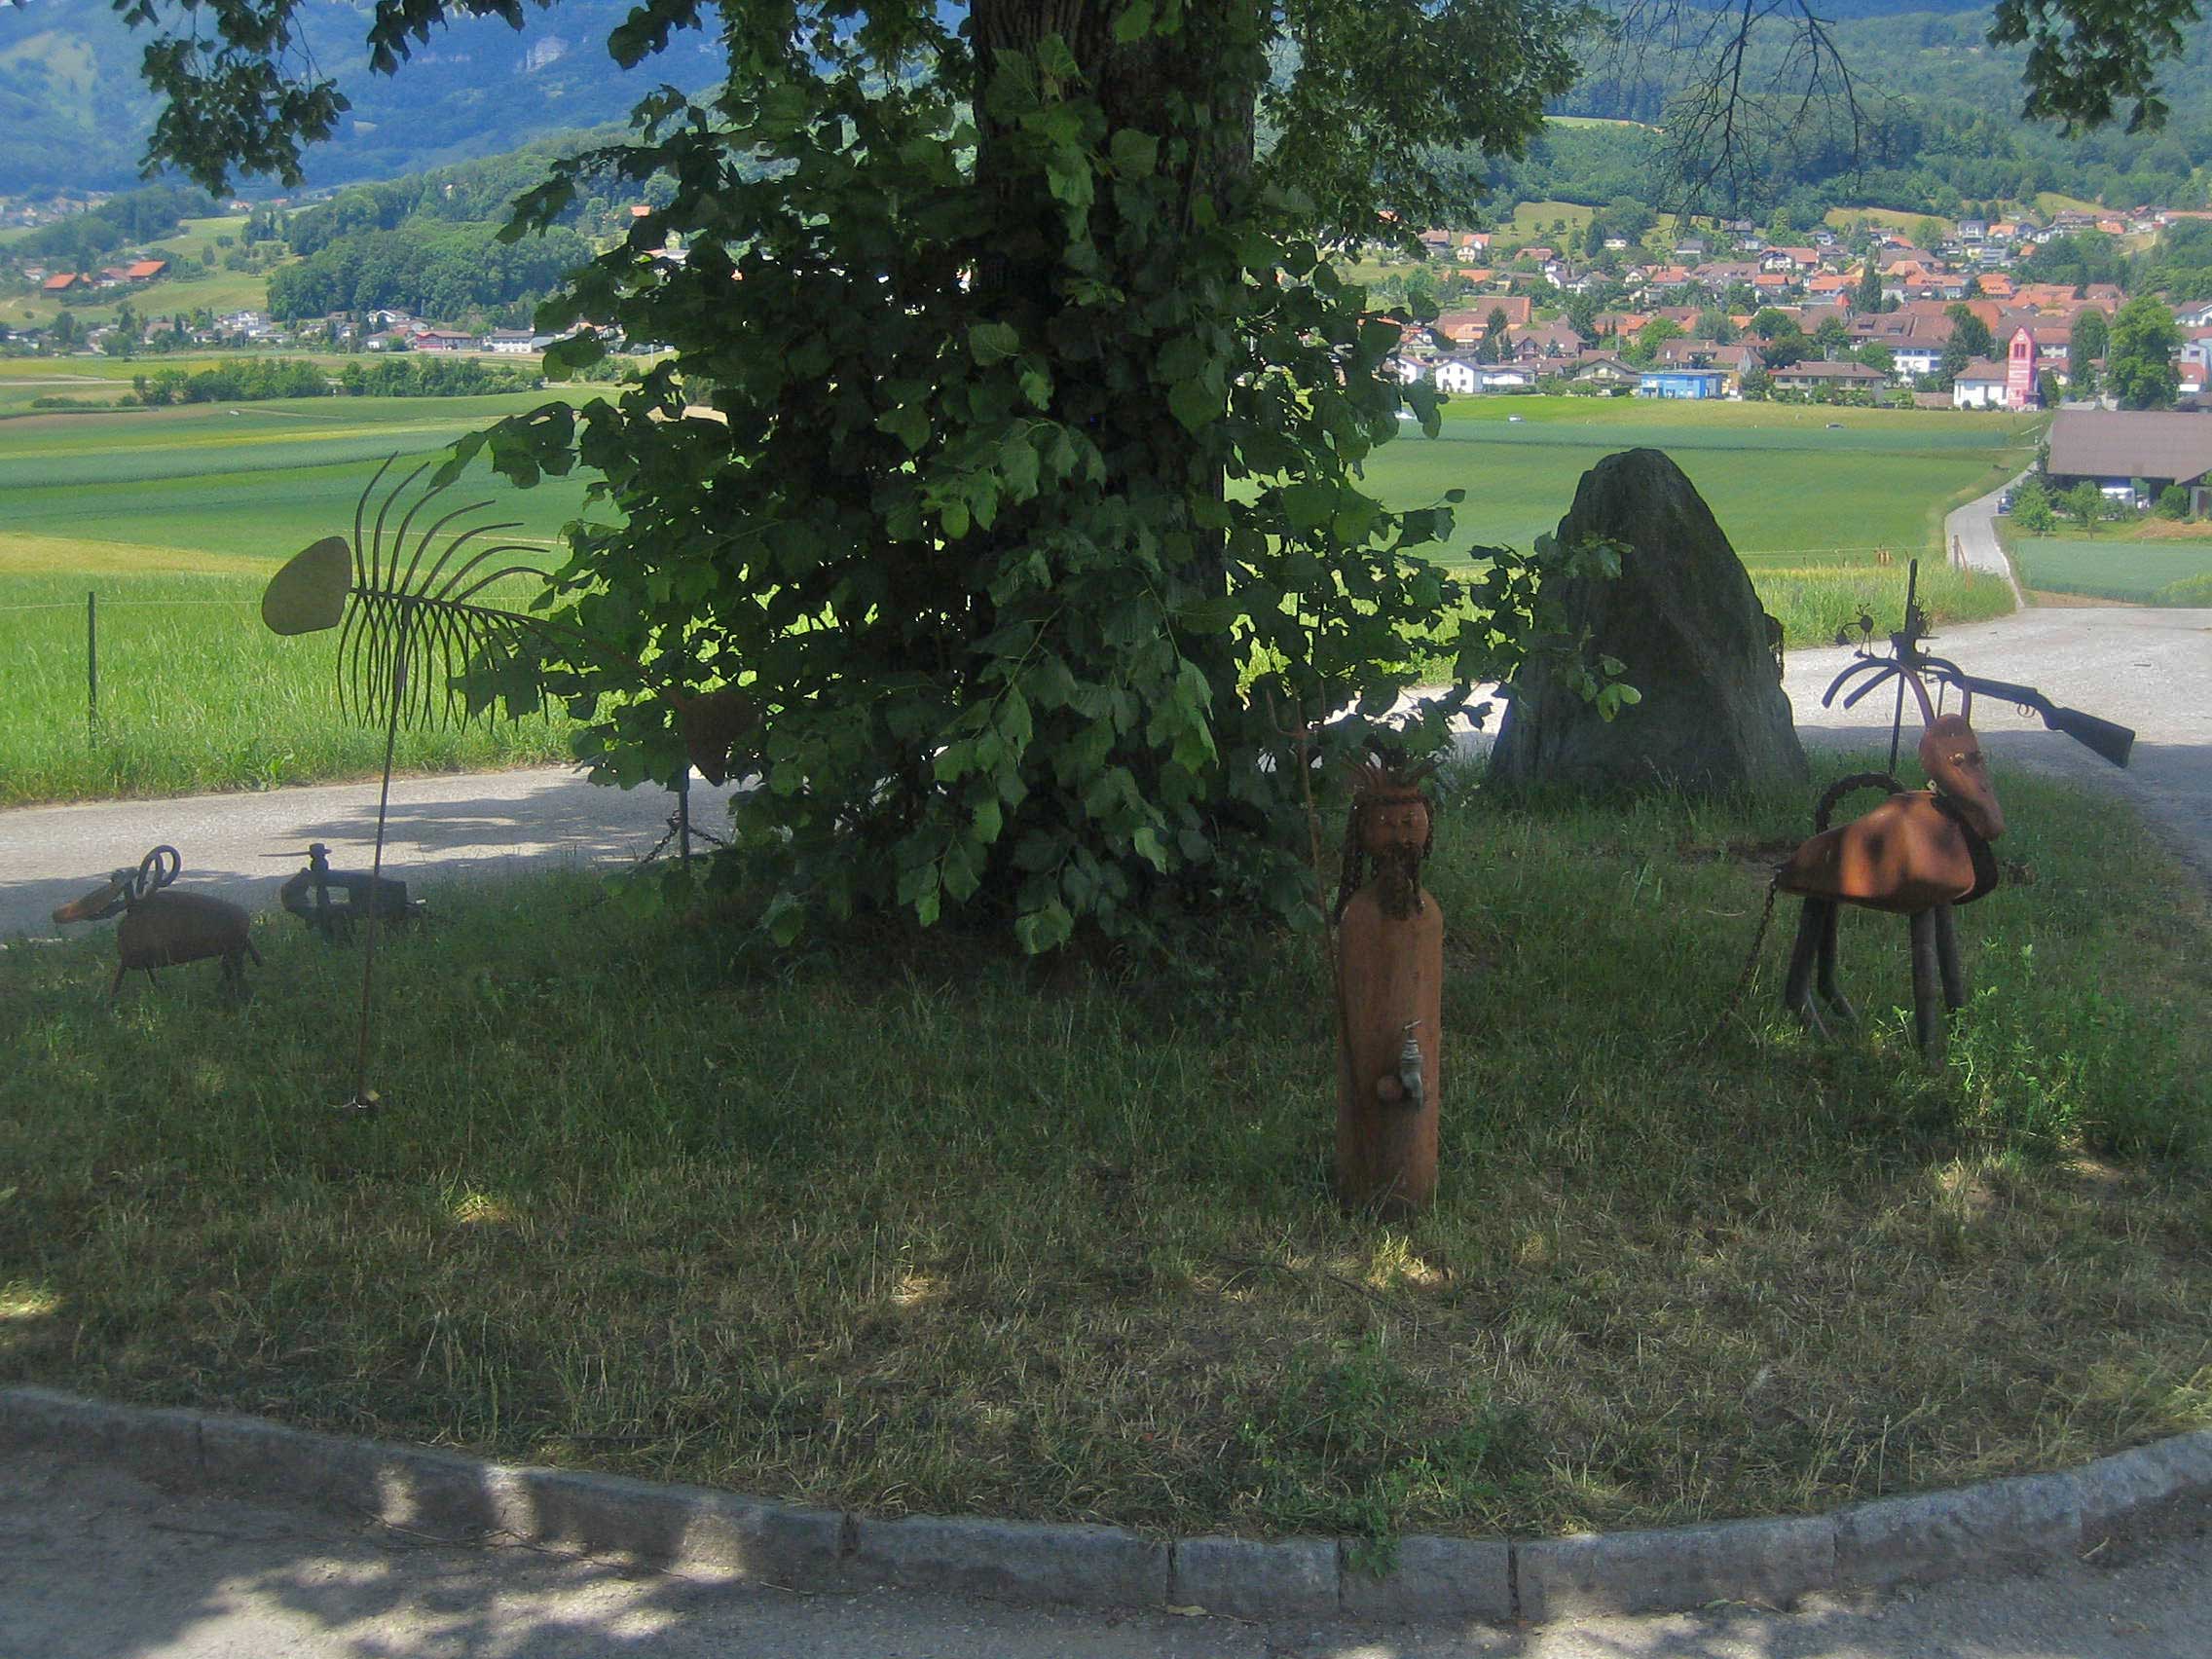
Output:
[
  {"xmin": 1774, "ymin": 700, "xmax": 2001, "ymax": 1060},
  {"xmin": 1763, "ymin": 560, "xmax": 2133, "ymax": 1061},
  {"xmin": 270, "ymin": 843, "xmax": 423, "ymax": 940},
  {"xmin": 1333, "ymin": 752, "xmax": 1443, "ymax": 1218},
  {"xmin": 52, "ymin": 845, "xmax": 259, "ymax": 998}
]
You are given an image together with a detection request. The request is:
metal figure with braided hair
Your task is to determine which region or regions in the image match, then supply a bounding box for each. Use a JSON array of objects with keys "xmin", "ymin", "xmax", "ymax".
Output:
[{"xmin": 1332, "ymin": 747, "xmax": 1443, "ymax": 1217}]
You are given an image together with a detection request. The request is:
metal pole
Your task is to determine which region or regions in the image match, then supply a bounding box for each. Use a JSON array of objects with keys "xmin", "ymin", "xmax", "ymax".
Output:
[
  {"xmin": 677, "ymin": 765, "xmax": 691, "ymax": 871},
  {"xmin": 86, "ymin": 591, "xmax": 98, "ymax": 739}
]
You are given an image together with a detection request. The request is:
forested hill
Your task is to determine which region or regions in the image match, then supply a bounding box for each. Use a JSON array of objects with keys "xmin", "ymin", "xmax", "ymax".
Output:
[
  {"xmin": 3, "ymin": 0, "xmax": 2207, "ymax": 213},
  {"xmin": 0, "ymin": 0, "xmax": 722, "ymax": 194},
  {"xmin": 1542, "ymin": 8, "xmax": 2212, "ymax": 214}
]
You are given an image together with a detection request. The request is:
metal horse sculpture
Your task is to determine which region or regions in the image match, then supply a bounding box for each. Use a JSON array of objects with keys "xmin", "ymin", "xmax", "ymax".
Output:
[
  {"xmin": 52, "ymin": 845, "xmax": 259, "ymax": 998},
  {"xmin": 1769, "ymin": 563, "xmax": 2133, "ymax": 1061}
]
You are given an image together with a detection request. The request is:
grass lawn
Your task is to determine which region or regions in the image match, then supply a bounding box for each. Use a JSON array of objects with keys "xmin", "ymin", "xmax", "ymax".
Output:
[
  {"xmin": 1498, "ymin": 202, "xmax": 1596, "ymax": 241},
  {"xmin": 2, "ymin": 765, "xmax": 2204, "ymax": 1544},
  {"xmin": 2004, "ymin": 534, "xmax": 2212, "ymax": 605}
]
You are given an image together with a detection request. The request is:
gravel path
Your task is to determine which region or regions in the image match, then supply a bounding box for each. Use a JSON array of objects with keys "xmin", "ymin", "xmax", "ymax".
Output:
[
  {"xmin": 3, "ymin": 601, "xmax": 2204, "ymax": 941},
  {"xmin": 0, "ymin": 767, "xmax": 741, "ymax": 942}
]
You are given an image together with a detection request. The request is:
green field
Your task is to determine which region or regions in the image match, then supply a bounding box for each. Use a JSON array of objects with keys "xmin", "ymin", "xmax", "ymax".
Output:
[
  {"xmin": 2007, "ymin": 535, "xmax": 2212, "ymax": 604},
  {"xmin": 0, "ymin": 393, "xmax": 601, "ymax": 801},
  {"xmin": 1374, "ymin": 399, "xmax": 2038, "ymax": 563},
  {"xmin": 1364, "ymin": 397, "xmax": 2032, "ymax": 642},
  {"xmin": 0, "ymin": 389, "xmax": 2032, "ymax": 802}
]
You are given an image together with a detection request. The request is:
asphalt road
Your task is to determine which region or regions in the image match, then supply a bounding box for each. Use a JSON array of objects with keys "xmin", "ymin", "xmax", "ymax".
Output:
[
  {"xmin": 7, "ymin": 600, "xmax": 2198, "ymax": 941},
  {"xmin": 0, "ymin": 767, "xmax": 743, "ymax": 943},
  {"xmin": 6, "ymin": 1451, "xmax": 2210, "ymax": 1659}
]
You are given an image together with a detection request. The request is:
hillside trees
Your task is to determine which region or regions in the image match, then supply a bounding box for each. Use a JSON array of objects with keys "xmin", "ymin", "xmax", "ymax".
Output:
[
  {"xmin": 2106, "ymin": 296, "xmax": 2183, "ymax": 409},
  {"xmin": 114, "ymin": 0, "xmax": 2201, "ymax": 949},
  {"xmin": 268, "ymin": 221, "xmax": 593, "ymax": 321}
]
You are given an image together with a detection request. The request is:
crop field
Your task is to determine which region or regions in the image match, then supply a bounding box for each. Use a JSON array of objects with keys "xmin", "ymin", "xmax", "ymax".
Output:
[
  {"xmin": 0, "ymin": 393, "xmax": 600, "ymax": 802},
  {"xmin": 2007, "ymin": 535, "xmax": 2212, "ymax": 604},
  {"xmin": 1363, "ymin": 396, "xmax": 2033, "ymax": 641},
  {"xmin": 1, "ymin": 388, "xmax": 2030, "ymax": 803}
]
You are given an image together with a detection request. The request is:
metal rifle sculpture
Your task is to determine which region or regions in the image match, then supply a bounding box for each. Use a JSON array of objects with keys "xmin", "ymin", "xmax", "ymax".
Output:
[
  {"xmin": 1770, "ymin": 560, "xmax": 2134, "ymax": 1062},
  {"xmin": 1332, "ymin": 749, "xmax": 1444, "ymax": 1218},
  {"xmin": 52, "ymin": 844, "xmax": 260, "ymax": 998},
  {"xmin": 269, "ymin": 842, "xmax": 424, "ymax": 941},
  {"xmin": 261, "ymin": 457, "xmax": 757, "ymax": 1108}
]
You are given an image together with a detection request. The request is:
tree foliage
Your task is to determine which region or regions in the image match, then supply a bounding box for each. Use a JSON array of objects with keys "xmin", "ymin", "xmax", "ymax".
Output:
[
  {"xmin": 2106, "ymin": 295, "xmax": 2183, "ymax": 409},
  {"xmin": 106, "ymin": 0, "xmax": 2198, "ymax": 950}
]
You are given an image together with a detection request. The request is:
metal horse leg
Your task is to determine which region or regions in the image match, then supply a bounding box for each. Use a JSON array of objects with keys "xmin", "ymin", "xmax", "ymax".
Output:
[
  {"xmin": 1933, "ymin": 903, "xmax": 1967, "ymax": 1012},
  {"xmin": 1783, "ymin": 899, "xmax": 1833, "ymax": 1038},
  {"xmin": 1908, "ymin": 908, "xmax": 1946, "ymax": 1064},
  {"xmin": 1815, "ymin": 898, "xmax": 1856, "ymax": 1024}
]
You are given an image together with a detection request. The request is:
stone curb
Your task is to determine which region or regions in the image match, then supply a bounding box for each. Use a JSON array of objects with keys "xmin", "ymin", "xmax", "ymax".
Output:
[{"xmin": 4, "ymin": 1386, "xmax": 2208, "ymax": 1625}]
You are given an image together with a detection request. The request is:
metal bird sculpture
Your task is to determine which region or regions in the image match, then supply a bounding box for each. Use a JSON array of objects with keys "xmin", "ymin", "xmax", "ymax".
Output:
[{"xmin": 261, "ymin": 457, "xmax": 756, "ymax": 1108}]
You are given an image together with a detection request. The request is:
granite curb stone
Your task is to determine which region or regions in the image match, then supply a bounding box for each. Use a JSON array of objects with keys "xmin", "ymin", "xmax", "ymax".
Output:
[
  {"xmin": 7, "ymin": 1386, "xmax": 2211, "ymax": 1625},
  {"xmin": 1339, "ymin": 1535, "xmax": 1513, "ymax": 1622},
  {"xmin": 1518, "ymin": 1514, "xmax": 1835, "ymax": 1620},
  {"xmin": 1170, "ymin": 1534, "xmax": 1341, "ymax": 1619},
  {"xmin": 1834, "ymin": 1470, "xmax": 2082, "ymax": 1588},
  {"xmin": 852, "ymin": 1514, "xmax": 1166, "ymax": 1604}
]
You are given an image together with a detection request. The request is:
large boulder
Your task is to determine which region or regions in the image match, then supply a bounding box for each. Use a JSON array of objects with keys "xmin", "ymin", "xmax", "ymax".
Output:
[{"xmin": 1490, "ymin": 448, "xmax": 1807, "ymax": 791}]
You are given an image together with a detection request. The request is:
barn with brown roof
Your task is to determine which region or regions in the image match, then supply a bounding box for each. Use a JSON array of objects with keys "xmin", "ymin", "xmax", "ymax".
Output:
[{"xmin": 2046, "ymin": 409, "xmax": 2212, "ymax": 513}]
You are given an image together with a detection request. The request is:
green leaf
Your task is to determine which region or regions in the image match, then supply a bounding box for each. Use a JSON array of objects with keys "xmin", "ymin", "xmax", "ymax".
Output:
[
  {"xmin": 999, "ymin": 433, "xmax": 1041, "ymax": 498},
  {"xmin": 1131, "ymin": 825, "xmax": 1170, "ymax": 872},
  {"xmin": 1014, "ymin": 899, "xmax": 1075, "ymax": 954},
  {"xmin": 1168, "ymin": 378, "xmax": 1220, "ymax": 433},
  {"xmin": 971, "ymin": 796, "xmax": 1003, "ymax": 843},
  {"xmin": 968, "ymin": 321, "xmax": 1021, "ymax": 366},
  {"xmin": 1175, "ymin": 596, "xmax": 1241, "ymax": 634},
  {"xmin": 1109, "ymin": 129, "xmax": 1159, "ymax": 177},
  {"xmin": 1111, "ymin": 0, "xmax": 1154, "ymax": 42},
  {"xmin": 762, "ymin": 894, "xmax": 803, "ymax": 947},
  {"xmin": 1281, "ymin": 480, "xmax": 1337, "ymax": 531},
  {"xmin": 875, "ymin": 403, "xmax": 931, "ymax": 453}
]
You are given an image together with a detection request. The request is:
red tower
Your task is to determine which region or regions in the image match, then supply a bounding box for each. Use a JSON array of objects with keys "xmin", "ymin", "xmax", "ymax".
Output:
[{"xmin": 2006, "ymin": 326, "xmax": 2039, "ymax": 410}]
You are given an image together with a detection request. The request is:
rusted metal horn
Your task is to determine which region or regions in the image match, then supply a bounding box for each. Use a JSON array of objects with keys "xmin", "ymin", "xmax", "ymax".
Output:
[{"xmin": 52, "ymin": 876, "xmax": 130, "ymax": 926}]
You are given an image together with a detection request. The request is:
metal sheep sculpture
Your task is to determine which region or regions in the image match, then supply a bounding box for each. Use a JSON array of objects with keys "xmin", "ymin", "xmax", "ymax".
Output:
[{"xmin": 52, "ymin": 845, "xmax": 259, "ymax": 998}]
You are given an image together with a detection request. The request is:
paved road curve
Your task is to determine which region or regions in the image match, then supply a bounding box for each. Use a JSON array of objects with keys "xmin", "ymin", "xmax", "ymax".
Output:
[
  {"xmin": 7, "ymin": 1451, "xmax": 2210, "ymax": 1659},
  {"xmin": 0, "ymin": 767, "xmax": 743, "ymax": 942}
]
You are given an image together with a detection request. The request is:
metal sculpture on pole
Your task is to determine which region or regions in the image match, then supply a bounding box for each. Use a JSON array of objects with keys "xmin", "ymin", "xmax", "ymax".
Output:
[{"xmin": 261, "ymin": 456, "xmax": 753, "ymax": 1108}]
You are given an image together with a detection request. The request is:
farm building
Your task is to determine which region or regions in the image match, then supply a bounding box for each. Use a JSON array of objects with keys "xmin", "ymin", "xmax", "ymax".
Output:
[
  {"xmin": 1767, "ymin": 360, "xmax": 1887, "ymax": 395},
  {"xmin": 2046, "ymin": 410, "xmax": 2212, "ymax": 513}
]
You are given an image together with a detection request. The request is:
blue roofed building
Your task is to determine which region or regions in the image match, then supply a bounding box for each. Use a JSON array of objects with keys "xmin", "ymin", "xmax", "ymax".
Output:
[{"xmin": 1637, "ymin": 368, "xmax": 1728, "ymax": 399}]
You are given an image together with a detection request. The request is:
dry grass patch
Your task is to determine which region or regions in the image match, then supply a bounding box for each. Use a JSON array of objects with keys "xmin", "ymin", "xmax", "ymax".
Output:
[{"xmin": 1, "ymin": 767, "xmax": 2206, "ymax": 1546}]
